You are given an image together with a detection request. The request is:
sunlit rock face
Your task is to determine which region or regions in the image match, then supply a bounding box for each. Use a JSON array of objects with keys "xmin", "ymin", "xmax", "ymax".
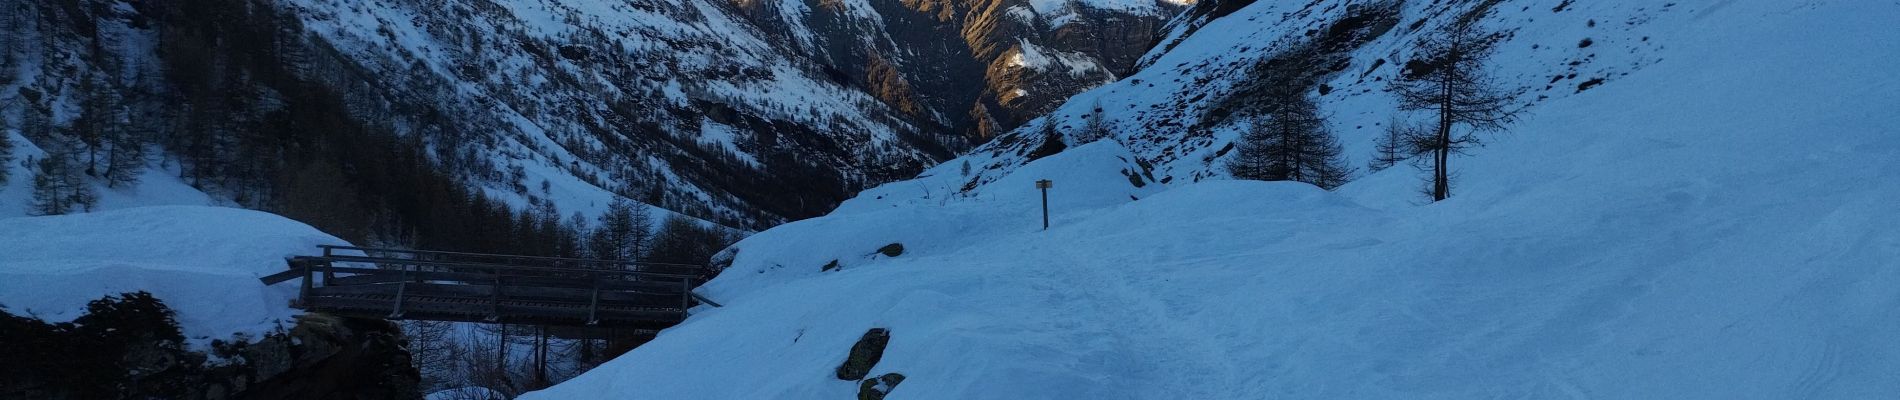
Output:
[{"xmin": 727, "ymin": 0, "xmax": 1188, "ymax": 141}]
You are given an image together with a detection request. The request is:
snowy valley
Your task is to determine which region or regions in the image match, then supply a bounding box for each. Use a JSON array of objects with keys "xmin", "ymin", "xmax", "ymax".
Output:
[
  {"xmin": 527, "ymin": 0, "xmax": 1900, "ymax": 398},
  {"xmin": 4, "ymin": 0, "xmax": 1900, "ymax": 399}
]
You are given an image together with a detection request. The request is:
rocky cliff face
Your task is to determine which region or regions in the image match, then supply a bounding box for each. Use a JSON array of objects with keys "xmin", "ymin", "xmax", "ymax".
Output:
[{"xmin": 729, "ymin": 0, "xmax": 1187, "ymax": 141}]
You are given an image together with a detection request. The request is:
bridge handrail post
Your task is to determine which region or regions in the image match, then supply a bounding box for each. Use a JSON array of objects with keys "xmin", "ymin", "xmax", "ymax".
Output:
[
  {"xmin": 587, "ymin": 277, "xmax": 601, "ymax": 325},
  {"xmin": 298, "ymin": 259, "xmax": 314, "ymax": 306},
  {"xmin": 488, "ymin": 266, "xmax": 503, "ymax": 322},
  {"xmin": 320, "ymin": 249, "xmax": 335, "ymax": 283},
  {"xmin": 390, "ymin": 265, "xmax": 409, "ymax": 319},
  {"xmin": 679, "ymin": 277, "xmax": 692, "ymax": 319}
]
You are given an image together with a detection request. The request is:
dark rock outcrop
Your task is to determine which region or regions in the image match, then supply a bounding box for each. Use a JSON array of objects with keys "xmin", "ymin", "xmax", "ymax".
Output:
[
  {"xmin": 0, "ymin": 292, "xmax": 419, "ymax": 400},
  {"xmin": 835, "ymin": 328, "xmax": 892, "ymax": 381},
  {"xmin": 877, "ymin": 243, "xmax": 906, "ymax": 257},
  {"xmin": 227, "ymin": 314, "xmax": 421, "ymax": 400},
  {"xmin": 857, "ymin": 373, "xmax": 907, "ymax": 400}
]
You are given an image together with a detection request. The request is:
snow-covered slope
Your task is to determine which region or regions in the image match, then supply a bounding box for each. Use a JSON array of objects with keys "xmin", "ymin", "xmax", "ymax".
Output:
[
  {"xmin": 523, "ymin": 0, "xmax": 1900, "ymax": 398},
  {"xmin": 0, "ymin": 206, "xmax": 349, "ymax": 346},
  {"xmin": 941, "ymin": 0, "xmax": 1700, "ymax": 195},
  {"xmin": 0, "ymin": 130, "xmax": 218, "ymax": 218},
  {"xmin": 0, "ymin": 0, "xmax": 1181, "ymax": 229},
  {"xmin": 275, "ymin": 0, "xmax": 1185, "ymax": 227},
  {"xmin": 277, "ymin": 0, "xmax": 951, "ymax": 227}
]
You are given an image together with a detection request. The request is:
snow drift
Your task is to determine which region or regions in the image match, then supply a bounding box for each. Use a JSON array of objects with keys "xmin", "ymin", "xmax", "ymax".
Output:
[
  {"xmin": 524, "ymin": 0, "xmax": 1900, "ymax": 398},
  {"xmin": 0, "ymin": 206, "xmax": 348, "ymax": 346}
]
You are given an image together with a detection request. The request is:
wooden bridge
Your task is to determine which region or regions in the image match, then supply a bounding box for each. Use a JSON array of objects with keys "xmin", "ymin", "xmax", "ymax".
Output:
[{"xmin": 260, "ymin": 245, "xmax": 721, "ymax": 329}]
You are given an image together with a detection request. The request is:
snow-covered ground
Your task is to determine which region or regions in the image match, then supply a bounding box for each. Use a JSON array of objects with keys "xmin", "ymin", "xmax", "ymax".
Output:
[
  {"xmin": 0, "ymin": 130, "xmax": 219, "ymax": 219},
  {"xmin": 0, "ymin": 206, "xmax": 348, "ymax": 347},
  {"xmin": 523, "ymin": 0, "xmax": 1900, "ymax": 398},
  {"xmin": 950, "ymin": 0, "xmax": 1782, "ymax": 200},
  {"xmin": 425, "ymin": 387, "xmax": 507, "ymax": 400}
]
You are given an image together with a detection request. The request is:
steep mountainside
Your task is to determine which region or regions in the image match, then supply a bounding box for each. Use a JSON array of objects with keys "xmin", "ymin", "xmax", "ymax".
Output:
[
  {"xmin": 728, "ymin": 0, "xmax": 1188, "ymax": 139},
  {"xmin": 910, "ymin": 0, "xmax": 1686, "ymax": 199},
  {"xmin": 1, "ymin": 0, "xmax": 1185, "ymax": 232},
  {"xmin": 277, "ymin": 0, "xmax": 958, "ymax": 227},
  {"xmin": 523, "ymin": 0, "xmax": 1900, "ymax": 398}
]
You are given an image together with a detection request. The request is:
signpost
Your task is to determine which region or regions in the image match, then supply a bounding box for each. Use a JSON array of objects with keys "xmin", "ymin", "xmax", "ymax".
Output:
[{"xmin": 1036, "ymin": 179, "xmax": 1053, "ymax": 230}]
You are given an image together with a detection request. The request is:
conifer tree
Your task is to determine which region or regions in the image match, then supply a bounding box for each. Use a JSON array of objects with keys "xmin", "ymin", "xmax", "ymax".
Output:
[
  {"xmin": 1226, "ymin": 93, "xmax": 1353, "ymax": 190},
  {"xmin": 589, "ymin": 199, "xmax": 652, "ymax": 263},
  {"xmin": 72, "ymin": 74, "xmax": 121, "ymax": 178},
  {"xmin": 102, "ymin": 90, "xmax": 145, "ymax": 188},
  {"xmin": 647, "ymin": 216, "xmax": 736, "ymax": 278},
  {"xmin": 0, "ymin": 129, "xmax": 13, "ymax": 185},
  {"xmin": 30, "ymin": 155, "xmax": 95, "ymax": 216}
]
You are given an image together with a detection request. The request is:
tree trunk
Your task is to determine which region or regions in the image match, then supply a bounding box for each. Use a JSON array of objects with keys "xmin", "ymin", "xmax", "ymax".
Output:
[
  {"xmin": 534, "ymin": 327, "xmax": 548, "ymax": 388},
  {"xmin": 1435, "ymin": 64, "xmax": 1455, "ymax": 201}
]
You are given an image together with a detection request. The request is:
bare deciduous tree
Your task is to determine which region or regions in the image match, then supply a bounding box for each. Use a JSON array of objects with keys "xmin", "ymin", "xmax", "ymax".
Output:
[{"xmin": 1388, "ymin": 19, "xmax": 1520, "ymax": 201}]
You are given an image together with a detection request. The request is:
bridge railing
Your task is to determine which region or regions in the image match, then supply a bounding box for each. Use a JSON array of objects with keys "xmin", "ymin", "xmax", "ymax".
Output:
[
  {"xmin": 318, "ymin": 245, "xmax": 704, "ymax": 279},
  {"xmin": 262, "ymin": 246, "xmax": 722, "ymax": 327}
]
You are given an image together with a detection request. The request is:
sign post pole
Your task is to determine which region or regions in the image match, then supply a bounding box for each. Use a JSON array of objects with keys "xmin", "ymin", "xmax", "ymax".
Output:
[{"xmin": 1036, "ymin": 179, "xmax": 1053, "ymax": 230}]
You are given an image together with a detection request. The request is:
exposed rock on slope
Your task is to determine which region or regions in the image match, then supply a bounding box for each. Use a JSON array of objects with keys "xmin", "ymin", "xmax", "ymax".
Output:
[{"xmin": 1, "ymin": 296, "xmax": 419, "ymax": 400}]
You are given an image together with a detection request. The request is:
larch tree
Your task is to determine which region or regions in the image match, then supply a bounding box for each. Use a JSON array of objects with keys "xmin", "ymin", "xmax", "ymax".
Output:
[
  {"xmin": 1075, "ymin": 101, "xmax": 1111, "ymax": 144},
  {"xmin": 30, "ymin": 155, "xmax": 96, "ymax": 216},
  {"xmin": 1226, "ymin": 83, "xmax": 1354, "ymax": 190},
  {"xmin": 1388, "ymin": 19, "xmax": 1520, "ymax": 201},
  {"xmin": 0, "ymin": 127, "xmax": 13, "ymax": 185},
  {"xmin": 589, "ymin": 199, "xmax": 652, "ymax": 264},
  {"xmin": 647, "ymin": 215, "xmax": 738, "ymax": 279},
  {"xmin": 103, "ymin": 94, "xmax": 145, "ymax": 188},
  {"xmin": 72, "ymin": 74, "xmax": 124, "ymax": 178},
  {"xmin": 1369, "ymin": 117, "xmax": 1428, "ymax": 173}
]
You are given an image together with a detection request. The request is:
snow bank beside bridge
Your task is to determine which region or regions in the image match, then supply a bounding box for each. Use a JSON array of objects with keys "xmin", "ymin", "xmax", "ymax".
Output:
[{"xmin": 0, "ymin": 206, "xmax": 347, "ymax": 345}]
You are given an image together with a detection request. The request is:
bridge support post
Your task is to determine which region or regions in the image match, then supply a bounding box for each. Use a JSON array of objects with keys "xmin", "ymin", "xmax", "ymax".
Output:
[
  {"xmin": 680, "ymin": 278, "xmax": 692, "ymax": 319},
  {"xmin": 534, "ymin": 326, "xmax": 549, "ymax": 388},
  {"xmin": 488, "ymin": 267, "xmax": 502, "ymax": 322},
  {"xmin": 297, "ymin": 259, "xmax": 314, "ymax": 306},
  {"xmin": 320, "ymin": 247, "xmax": 336, "ymax": 283},
  {"xmin": 389, "ymin": 266, "xmax": 408, "ymax": 319},
  {"xmin": 587, "ymin": 279, "xmax": 601, "ymax": 325}
]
